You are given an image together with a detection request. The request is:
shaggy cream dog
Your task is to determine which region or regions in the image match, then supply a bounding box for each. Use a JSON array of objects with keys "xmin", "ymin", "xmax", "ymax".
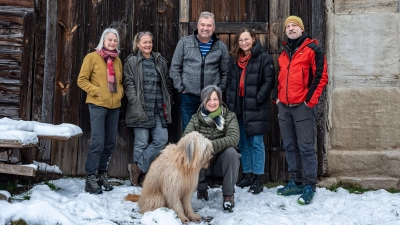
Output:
[{"xmin": 125, "ymin": 131, "xmax": 214, "ymax": 223}]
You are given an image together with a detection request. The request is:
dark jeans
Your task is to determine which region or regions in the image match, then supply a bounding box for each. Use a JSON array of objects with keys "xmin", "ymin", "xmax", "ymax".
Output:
[
  {"xmin": 277, "ymin": 102, "xmax": 317, "ymax": 188},
  {"xmin": 180, "ymin": 93, "xmax": 201, "ymax": 132},
  {"xmin": 85, "ymin": 104, "xmax": 120, "ymax": 175},
  {"xmin": 197, "ymin": 147, "xmax": 241, "ymax": 196}
]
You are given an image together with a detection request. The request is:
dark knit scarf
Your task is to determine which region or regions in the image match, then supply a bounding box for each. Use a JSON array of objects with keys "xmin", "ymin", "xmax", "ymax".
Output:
[
  {"xmin": 96, "ymin": 46, "xmax": 119, "ymax": 93},
  {"xmin": 201, "ymin": 106, "xmax": 225, "ymax": 131},
  {"xmin": 237, "ymin": 52, "xmax": 252, "ymax": 97}
]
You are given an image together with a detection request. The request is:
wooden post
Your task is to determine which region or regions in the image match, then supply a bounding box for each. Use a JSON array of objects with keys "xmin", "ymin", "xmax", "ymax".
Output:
[
  {"xmin": 268, "ymin": 0, "xmax": 290, "ymax": 182},
  {"xmin": 40, "ymin": 0, "xmax": 58, "ymax": 161},
  {"xmin": 311, "ymin": 0, "xmax": 328, "ymax": 177}
]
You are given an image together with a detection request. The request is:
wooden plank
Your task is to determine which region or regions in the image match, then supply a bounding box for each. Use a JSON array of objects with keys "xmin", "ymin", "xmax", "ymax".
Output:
[
  {"xmin": 245, "ymin": 0, "xmax": 269, "ymax": 22},
  {"xmin": 268, "ymin": 0, "xmax": 290, "ymax": 181},
  {"xmin": 31, "ymin": 0, "xmax": 46, "ymax": 122},
  {"xmin": 290, "ymin": 0, "xmax": 311, "ymax": 34},
  {"xmin": 268, "ymin": 147, "xmax": 289, "ymax": 181},
  {"xmin": 212, "ymin": 0, "xmax": 239, "ymax": 22},
  {"xmin": 311, "ymin": 0, "xmax": 327, "ymax": 177},
  {"xmin": 0, "ymin": 163, "xmax": 36, "ymax": 176},
  {"xmin": 0, "ymin": 0, "xmax": 34, "ymax": 8},
  {"xmin": 20, "ymin": 10, "xmax": 35, "ymax": 121},
  {"xmin": 187, "ymin": 22, "xmax": 268, "ymax": 33},
  {"xmin": 157, "ymin": 0, "xmax": 180, "ymax": 143},
  {"xmin": 191, "ymin": 0, "xmax": 211, "ymax": 22},
  {"xmin": 0, "ymin": 140, "xmax": 37, "ymax": 148},
  {"xmin": 40, "ymin": 0, "xmax": 58, "ymax": 160},
  {"xmin": 268, "ymin": 0, "xmax": 289, "ymax": 149},
  {"xmin": 38, "ymin": 133, "xmax": 82, "ymax": 141},
  {"xmin": 0, "ymin": 104, "xmax": 19, "ymax": 118}
]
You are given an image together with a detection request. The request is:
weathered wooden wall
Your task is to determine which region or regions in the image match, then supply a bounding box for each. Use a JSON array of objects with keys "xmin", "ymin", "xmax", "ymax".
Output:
[
  {"xmin": 0, "ymin": 0, "xmax": 35, "ymax": 120},
  {"xmin": 1, "ymin": 0, "xmax": 327, "ymax": 180}
]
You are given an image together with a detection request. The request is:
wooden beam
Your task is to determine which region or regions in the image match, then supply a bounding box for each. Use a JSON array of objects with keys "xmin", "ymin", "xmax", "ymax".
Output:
[
  {"xmin": 37, "ymin": 133, "xmax": 82, "ymax": 141},
  {"xmin": 0, "ymin": 164, "xmax": 36, "ymax": 176},
  {"xmin": 0, "ymin": 141, "xmax": 37, "ymax": 148},
  {"xmin": 41, "ymin": 0, "xmax": 58, "ymax": 159}
]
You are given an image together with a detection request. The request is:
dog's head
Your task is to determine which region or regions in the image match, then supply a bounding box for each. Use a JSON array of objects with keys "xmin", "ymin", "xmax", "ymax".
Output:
[{"xmin": 179, "ymin": 131, "xmax": 214, "ymax": 169}]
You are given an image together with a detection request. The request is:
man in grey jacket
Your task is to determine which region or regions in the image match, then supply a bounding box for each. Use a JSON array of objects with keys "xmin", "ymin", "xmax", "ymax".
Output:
[{"xmin": 170, "ymin": 11, "xmax": 230, "ymax": 132}]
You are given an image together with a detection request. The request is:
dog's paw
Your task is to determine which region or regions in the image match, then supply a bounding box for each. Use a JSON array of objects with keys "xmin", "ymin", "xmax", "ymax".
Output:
[
  {"xmin": 188, "ymin": 213, "xmax": 202, "ymax": 221},
  {"xmin": 179, "ymin": 216, "xmax": 190, "ymax": 224}
]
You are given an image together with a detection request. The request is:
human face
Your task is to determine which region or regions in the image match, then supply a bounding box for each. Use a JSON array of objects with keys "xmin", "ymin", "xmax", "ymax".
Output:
[
  {"xmin": 103, "ymin": 32, "xmax": 118, "ymax": 51},
  {"xmin": 285, "ymin": 22, "xmax": 303, "ymax": 39},
  {"xmin": 205, "ymin": 91, "xmax": 220, "ymax": 112},
  {"xmin": 197, "ymin": 17, "xmax": 215, "ymax": 42},
  {"xmin": 137, "ymin": 35, "xmax": 153, "ymax": 58},
  {"xmin": 238, "ymin": 31, "xmax": 255, "ymax": 55}
]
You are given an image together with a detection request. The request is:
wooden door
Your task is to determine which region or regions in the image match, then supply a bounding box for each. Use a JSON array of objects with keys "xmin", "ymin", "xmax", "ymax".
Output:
[{"xmin": 178, "ymin": 0, "xmax": 327, "ymax": 182}]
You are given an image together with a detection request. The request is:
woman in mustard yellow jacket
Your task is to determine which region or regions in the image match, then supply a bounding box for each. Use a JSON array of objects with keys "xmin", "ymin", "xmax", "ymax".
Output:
[{"xmin": 77, "ymin": 28, "xmax": 123, "ymax": 194}]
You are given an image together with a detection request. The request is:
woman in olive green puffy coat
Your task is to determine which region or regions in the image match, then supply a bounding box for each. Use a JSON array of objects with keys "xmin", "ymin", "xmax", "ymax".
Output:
[{"xmin": 182, "ymin": 85, "xmax": 240, "ymax": 211}]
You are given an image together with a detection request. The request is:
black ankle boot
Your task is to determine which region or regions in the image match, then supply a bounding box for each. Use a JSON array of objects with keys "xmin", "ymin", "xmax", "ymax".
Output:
[
  {"xmin": 236, "ymin": 173, "xmax": 254, "ymax": 188},
  {"xmin": 249, "ymin": 174, "xmax": 264, "ymax": 194}
]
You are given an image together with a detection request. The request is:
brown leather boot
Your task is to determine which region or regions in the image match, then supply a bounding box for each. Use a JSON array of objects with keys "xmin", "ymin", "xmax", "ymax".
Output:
[{"xmin": 128, "ymin": 164, "xmax": 142, "ymax": 186}]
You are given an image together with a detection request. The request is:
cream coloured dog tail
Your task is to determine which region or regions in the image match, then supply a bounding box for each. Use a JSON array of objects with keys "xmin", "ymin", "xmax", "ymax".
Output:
[{"xmin": 125, "ymin": 194, "xmax": 140, "ymax": 202}]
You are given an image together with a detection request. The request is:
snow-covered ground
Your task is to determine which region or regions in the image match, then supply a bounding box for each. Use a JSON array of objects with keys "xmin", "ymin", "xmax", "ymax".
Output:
[{"xmin": 1, "ymin": 177, "xmax": 400, "ymax": 225}]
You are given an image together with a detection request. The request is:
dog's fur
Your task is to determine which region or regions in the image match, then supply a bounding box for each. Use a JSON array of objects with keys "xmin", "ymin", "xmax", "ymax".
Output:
[{"xmin": 125, "ymin": 131, "xmax": 214, "ymax": 223}]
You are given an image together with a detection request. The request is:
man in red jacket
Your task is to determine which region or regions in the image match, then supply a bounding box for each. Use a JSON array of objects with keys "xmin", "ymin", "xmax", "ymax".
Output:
[{"xmin": 274, "ymin": 16, "xmax": 328, "ymax": 205}]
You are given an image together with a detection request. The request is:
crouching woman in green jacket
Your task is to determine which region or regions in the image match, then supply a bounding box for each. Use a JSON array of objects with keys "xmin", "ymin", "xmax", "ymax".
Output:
[{"xmin": 182, "ymin": 85, "xmax": 240, "ymax": 211}]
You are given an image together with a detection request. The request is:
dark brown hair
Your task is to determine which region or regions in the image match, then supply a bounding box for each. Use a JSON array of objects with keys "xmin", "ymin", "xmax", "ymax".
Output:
[{"xmin": 230, "ymin": 28, "xmax": 257, "ymax": 63}]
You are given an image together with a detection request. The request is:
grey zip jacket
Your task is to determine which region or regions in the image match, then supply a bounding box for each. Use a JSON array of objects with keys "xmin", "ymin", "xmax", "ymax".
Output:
[
  {"xmin": 123, "ymin": 51, "xmax": 173, "ymax": 124},
  {"xmin": 170, "ymin": 29, "xmax": 230, "ymax": 95}
]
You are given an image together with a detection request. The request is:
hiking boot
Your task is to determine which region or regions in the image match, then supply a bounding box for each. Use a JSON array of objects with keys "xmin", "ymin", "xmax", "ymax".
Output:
[
  {"xmin": 138, "ymin": 172, "xmax": 146, "ymax": 187},
  {"xmin": 197, "ymin": 190, "xmax": 209, "ymax": 201},
  {"xmin": 128, "ymin": 164, "xmax": 142, "ymax": 186},
  {"xmin": 297, "ymin": 185, "xmax": 315, "ymax": 205},
  {"xmin": 236, "ymin": 173, "xmax": 254, "ymax": 188},
  {"xmin": 85, "ymin": 175, "xmax": 103, "ymax": 194},
  {"xmin": 277, "ymin": 179, "xmax": 304, "ymax": 196},
  {"xmin": 97, "ymin": 173, "xmax": 113, "ymax": 191},
  {"xmin": 222, "ymin": 195, "xmax": 235, "ymax": 211},
  {"xmin": 249, "ymin": 174, "xmax": 264, "ymax": 194}
]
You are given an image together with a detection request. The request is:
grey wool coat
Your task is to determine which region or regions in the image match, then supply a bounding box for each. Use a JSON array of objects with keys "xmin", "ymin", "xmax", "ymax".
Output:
[
  {"xmin": 169, "ymin": 29, "xmax": 230, "ymax": 96},
  {"xmin": 123, "ymin": 51, "xmax": 173, "ymax": 124}
]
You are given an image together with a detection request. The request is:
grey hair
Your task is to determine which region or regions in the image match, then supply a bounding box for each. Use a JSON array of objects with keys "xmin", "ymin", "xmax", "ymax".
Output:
[
  {"xmin": 96, "ymin": 28, "xmax": 120, "ymax": 52},
  {"xmin": 200, "ymin": 85, "xmax": 222, "ymax": 107},
  {"xmin": 132, "ymin": 31, "xmax": 154, "ymax": 53},
  {"xmin": 198, "ymin": 11, "xmax": 215, "ymax": 25}
]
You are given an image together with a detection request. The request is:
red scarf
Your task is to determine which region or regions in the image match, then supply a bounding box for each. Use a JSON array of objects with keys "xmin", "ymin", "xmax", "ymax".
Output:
[
  {"xmin": 96, "ymin": 47, "xmax": 119, "ymax": 93},
  {"xmin": 237, "ymin": 52, "xmax": 252, "ymax": 97}
]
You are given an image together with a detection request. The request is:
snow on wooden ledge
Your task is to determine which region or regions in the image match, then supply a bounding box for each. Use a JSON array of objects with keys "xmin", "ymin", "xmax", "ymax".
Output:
[{"xmin": 0, "ymin": 118, "xmax": 83, "ymax": 145}]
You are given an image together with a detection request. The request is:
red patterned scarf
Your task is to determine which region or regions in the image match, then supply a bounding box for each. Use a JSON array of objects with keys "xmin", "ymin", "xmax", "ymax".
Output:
[
  {"xmin": 96, "ymin": 47, "xmax": 119, "ymax": 93},
  {"xmin": 237, "ymin": 52, "xmax": 252, "ymax": 97}
]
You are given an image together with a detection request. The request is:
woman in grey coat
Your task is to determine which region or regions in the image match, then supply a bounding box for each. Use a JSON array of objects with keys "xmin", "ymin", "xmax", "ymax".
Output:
[{"xmin": 123, "ymin": 31, "xmax": 173, "ymax": 186}]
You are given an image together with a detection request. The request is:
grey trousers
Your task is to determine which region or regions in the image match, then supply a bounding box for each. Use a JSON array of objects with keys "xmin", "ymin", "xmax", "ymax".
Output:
[
  {"xmin": 133, "ymin": 115, "xmax": 168, "ymax": 173},
  {"xmin": 197, "ymin": 147, "xmax": 241, "ymax": 196},
  {"xmin": 85, "ymin": 104, "xmax": 120, "ymax": 175},
  {"xmin": 277, "ymin": 102, "xmax": 317, "ymax": 188}
]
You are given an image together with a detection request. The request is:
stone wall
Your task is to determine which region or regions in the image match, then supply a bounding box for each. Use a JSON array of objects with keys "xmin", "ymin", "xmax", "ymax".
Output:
[{"xmin": 325, "ymin": 0, "xmax": 400, "ymax": 189}]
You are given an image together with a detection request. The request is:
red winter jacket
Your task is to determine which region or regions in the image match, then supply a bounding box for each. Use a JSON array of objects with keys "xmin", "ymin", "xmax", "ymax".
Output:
[{"xmin": 276, "ymin": 36, "xmax": 328, "ymax": 108}]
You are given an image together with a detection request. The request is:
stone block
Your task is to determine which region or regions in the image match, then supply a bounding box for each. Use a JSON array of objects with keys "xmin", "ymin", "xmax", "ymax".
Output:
[
  {"xmin": 327, "ymin": 149, "xmax": 400, "ymax": 178},
  {"xmin": 331, "ymin": 13, "xmax": 399, "ymax": 88},
  {"xmin": 330, "ymin": 88, "xmax": 400, "ymax": 150},
  {"xmin": 335, "ymin": 0, "xmax": 398, "ymax": 14}
]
